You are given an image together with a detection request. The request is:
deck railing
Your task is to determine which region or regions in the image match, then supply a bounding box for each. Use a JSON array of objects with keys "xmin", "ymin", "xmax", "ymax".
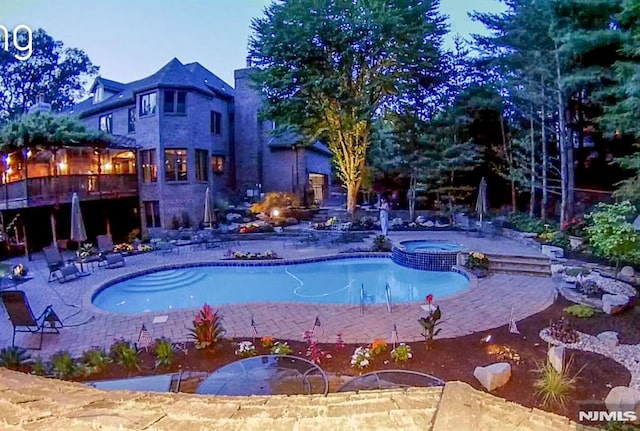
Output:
[{"xmin": 0, "ymin": 174, "xmax": 138, "ymax": 209}]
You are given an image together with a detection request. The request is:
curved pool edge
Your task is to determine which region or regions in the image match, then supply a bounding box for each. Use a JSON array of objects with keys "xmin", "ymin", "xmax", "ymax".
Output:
[{"xmin": 84, "ymin": 253, "xmax": 475, "ymax": 317}]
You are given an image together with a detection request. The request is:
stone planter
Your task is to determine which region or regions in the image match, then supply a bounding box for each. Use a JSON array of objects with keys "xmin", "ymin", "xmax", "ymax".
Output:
[{"xmin": 568, "ymin": 235, "xmax": 584, "ymax": 250}]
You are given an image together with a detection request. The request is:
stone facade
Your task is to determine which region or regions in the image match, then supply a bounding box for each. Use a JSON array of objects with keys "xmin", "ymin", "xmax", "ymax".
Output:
[{"xmin": 70, "ymin": 58, "xmax": 332, "ymax": 230}]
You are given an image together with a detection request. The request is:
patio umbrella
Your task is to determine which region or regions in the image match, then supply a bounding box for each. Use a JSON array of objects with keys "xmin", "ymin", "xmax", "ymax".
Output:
[
  {"xmin": 204, "ymin": 187, "xmax": 216, "ymax": 228},
  {"xmin": 70, "ymin": 192, "xmax": 87, "ymax": 243},
  {"xmin": 475, "ymin": 177, "xmax": 488, "ymax": 225}
]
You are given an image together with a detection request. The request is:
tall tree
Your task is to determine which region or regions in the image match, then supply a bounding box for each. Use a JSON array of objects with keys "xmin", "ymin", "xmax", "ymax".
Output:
[
  {"xmin": 0, "ymin": 29, "xmax": 98, "ymax": 121},
  {"xmin": 249, "ymin": 0, "xmax": 447, "ymax": 215}
]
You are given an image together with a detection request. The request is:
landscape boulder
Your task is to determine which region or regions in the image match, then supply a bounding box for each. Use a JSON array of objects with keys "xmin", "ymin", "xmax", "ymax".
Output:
[
  {"xmin": 605, "ymin": 386, "xmax": 640, "ymax": 418},
  {"xmin": 473, "ymin": 362, "xmax": 511, "ymax": 392},
  {"xmin": 620, "ymin": 266, "xmax": 635, "ymax": 279},
  {"xmin": 602, "ymin": 294, "xmax": 630, "ymax": 315},
  {"xmin": 547, "ymin": 346, "xmax": 565, "ymax": 373},
  {"xmin": 597, "ymin": 331, "xmax": 620, "ymax": 347},
  {"xmin": 541, "ymin": 245, "xmax": 564, "ymax": 259}
]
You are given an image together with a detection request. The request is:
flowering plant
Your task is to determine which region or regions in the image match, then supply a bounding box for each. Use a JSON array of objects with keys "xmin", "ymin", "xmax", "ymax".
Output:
[
  {"xmin": 228, "ymin": 250, "xmax": 279, "ymax": 260},
  {"xmin": 114, "ymin": 243, "xmax": 135, "ymax": 253},
  {"xmin": 137, "ymin": 244, "xmax": 153, "ymax": 253},
  {"xmin": 466, "ymin": 251, "xmax": 489, "ymax": 271},
  {"xmin": 189, "ymin": 304, "xmax": 225, "ymax": 349},
  {"xmin": 370, "ymin": 339, "xmax": 388, "ymax": 356},
  {"xmin": 390, "ymin": 343, "xmax": 413, "ymax": 362},
  {"xmin": 77, "ymin": 243, "xmax": 98, "ymax": 259},
  {"xmin": 562, "ymin": 217, "xmax": 587, "ymax": 237},
  {"xmin": 326, "ymin": 216, "xmax": 339, "ymax": 226},
  {"xmin": 12, "ymin": 264, "xmax": 27, "ymax": 277},
  {"xmin": 351, "ymin": 346, "xmax": 372, "ymax": 369},
  {"xmin": 270, "ymin": 342, "xmax": 293, "ymax": 355},
  {"xmin": 335, "ymin": 333, "xmax": 346, "ymax": 351},
  {"xmin": 261, "ymin": 336, "xmax": 275, "ymax": 349},
  {"xmin": 303, "ymin": 330, "xmax": 330, "ymax": 364},
  {"xmin": 235, "ymin": 341, "xmax": 257, "ymax": 358}
]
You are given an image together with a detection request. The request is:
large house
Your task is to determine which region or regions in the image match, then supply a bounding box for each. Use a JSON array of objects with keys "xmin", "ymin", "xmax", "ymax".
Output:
[{"xmin": 0, "ymin": 58, "xmax": 332, "ymax": 250}]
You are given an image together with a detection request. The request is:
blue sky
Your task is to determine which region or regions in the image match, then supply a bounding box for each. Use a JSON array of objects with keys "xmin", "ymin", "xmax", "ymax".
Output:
[{"xmin": 3, "ymin": 0, "xmax": 505, "ymax": 87}]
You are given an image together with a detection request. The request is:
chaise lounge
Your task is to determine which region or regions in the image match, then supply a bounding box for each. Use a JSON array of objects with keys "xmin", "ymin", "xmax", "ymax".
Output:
[{"xmin": 0, "ymin": 290, "xmax": 63, "ymax": 349}]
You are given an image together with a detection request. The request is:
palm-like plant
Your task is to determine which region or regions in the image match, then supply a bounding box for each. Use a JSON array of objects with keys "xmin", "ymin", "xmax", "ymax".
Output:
[{"xmin": 189, "ymin": 304, "xmax": 225, "ymax": 350}]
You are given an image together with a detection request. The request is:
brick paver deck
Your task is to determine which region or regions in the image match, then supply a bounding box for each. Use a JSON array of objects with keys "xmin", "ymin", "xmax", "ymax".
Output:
[{"xmin": 0, "ymin": 231, "xmax": 556, "ymax": 357}]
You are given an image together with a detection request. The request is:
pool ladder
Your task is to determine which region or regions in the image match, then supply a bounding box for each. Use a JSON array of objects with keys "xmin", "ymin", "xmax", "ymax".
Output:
[{"xmin": 359, "ymin": 283, "xmax": 392, "ymax": 314}]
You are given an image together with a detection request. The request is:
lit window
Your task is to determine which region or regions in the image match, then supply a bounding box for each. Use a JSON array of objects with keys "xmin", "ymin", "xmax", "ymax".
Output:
[
  {"xmin": 140, "ymin": 149, "xmax": 157, "ymax": 183},
  {"xmin": 164, "ymin": 149, "xmax": 188, "ymax": 182},
  {"xmin": 211, "ymin": 155, "xmax": 225, "ymax": 174}
]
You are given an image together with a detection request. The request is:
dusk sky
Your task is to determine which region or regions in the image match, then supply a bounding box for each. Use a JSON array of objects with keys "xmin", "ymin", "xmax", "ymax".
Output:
[{"xmin": 3, "ymin": 0, "xmax": 505, "ymax": 88}]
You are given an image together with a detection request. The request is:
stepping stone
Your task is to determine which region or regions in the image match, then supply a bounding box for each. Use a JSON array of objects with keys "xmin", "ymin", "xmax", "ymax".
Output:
[{"xmin": 605, "ymin": 386, "xmax": 640, "ymax": 417}]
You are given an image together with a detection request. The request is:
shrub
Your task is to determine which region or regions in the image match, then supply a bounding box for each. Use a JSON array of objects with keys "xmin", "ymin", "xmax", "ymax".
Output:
[
  {"xmin": 372, "ymin": 235, "xmax": 392, "ymax": 252},
  {"xmin": 0, "ymin": 346, "xmax": 31, "ymax": 369},
  {"xmin": 109, "ymin": 340, "xmax": 140, "ymax": 370},
  {"xmin": 576, "ymin": 279, "xmax": 602, "ymax": 298},
  {"xmin": 270, "ymin": 342, "xmax": 293, "ymax": 355},
  {"xmin": 565, "ymin": 267, "xmax": 591, "ymax": 277},
  {"xmin": 335, "ymin": 333, "xmax": 346, "ymax": 351},
  {"xmin": 251, "ymin": 192, "xmax": 300, "ymax": 214},
  {"xmin": 586, "ymin": 201, "xmax": 640, "ymax": 275},
  {"xmin": 532, "ymin": 358, "xmax": 583, "ymax": 408},
  {"xmin": 370, "ymin": 339, "xmax": 388, "ymax": 356},
  {"xmin": 32, "ymin": 356, "xmax": 49, "ymax": 376},
  {"xmin": 235, "ymin": 341, "xmax": 258, "ymax": 358},
  {"xmin": 261, "ymin": 336, "xmax": 275, "ymax": 349},
  {"xmin": 350, "ymin": 346, "xmax": 372, "ymax": 369},
  {"xmin": 153, "ymin": 338, "xmax": 175, "ymax": 368},
  {"xmin": 466, "ymin": 252, "xmax": 489, "ymax": 271},
  {"xmin": 564, "ymin": 304, "xmax": 596, "ymax": 318},
  {"xmin": 50, "ymin": 351, "xmax": 77, "ymax": 379},
  {"xmin": 303, "ymin": 330, "xmax": 329, "ymax": 364},
  {"xmin": 390, "ymin": 343, "xmax": 412, "ymax": 363},
  {"xmin": 80, "ymin": 348, "xmax": 111, "ymax": 375},
  {"xmin": 548, "ymin": 318, "xmax": 579, "ymax": 344},
  {"xmin": 189, "ymin": 304, "xmax": 225, "ymax": 350}
]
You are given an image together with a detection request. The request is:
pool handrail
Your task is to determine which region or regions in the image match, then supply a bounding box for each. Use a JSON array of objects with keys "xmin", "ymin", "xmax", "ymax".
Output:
[
  {"xmin": 385, "ymin": 283, "xmax": 392, "ymax": 313},
  {"xmin": 360, "ymin": 283, "xmax": 365, "ymax": 315}
]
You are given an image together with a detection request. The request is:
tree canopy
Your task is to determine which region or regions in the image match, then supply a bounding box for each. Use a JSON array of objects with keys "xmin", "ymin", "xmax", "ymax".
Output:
[
  {"xmin": 249, "ymin": 0, "xmax": 447, "ymax": 214},
  {"xmin": 0, "ymin": 28, "xmax": 98, "ymax": 122}
]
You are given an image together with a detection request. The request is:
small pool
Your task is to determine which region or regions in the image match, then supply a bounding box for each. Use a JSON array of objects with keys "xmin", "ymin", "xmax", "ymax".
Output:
[
  {"xmin": 401, "ymin": 240, "xmax": 463, "ymax": 253},
  {"xmin": 92, "ymin": 257, "xmax": 469, "ymax": 314}
]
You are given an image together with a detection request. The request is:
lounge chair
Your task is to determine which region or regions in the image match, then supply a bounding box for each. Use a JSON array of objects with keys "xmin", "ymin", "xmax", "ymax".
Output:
[
  {"xmin": 96, "ymin": 234, "xmax": 126, "ymax": 269},
  {"xmin": 0, "ymin": 290, "xmax": 62, "ymax": 349},
  {"xmin": 57, "ymin": 263, "xmax": 91, "ymax": 283},
  {"xmin": 42, "ymin": 246, "xmax": 73, "ymax": 282}
]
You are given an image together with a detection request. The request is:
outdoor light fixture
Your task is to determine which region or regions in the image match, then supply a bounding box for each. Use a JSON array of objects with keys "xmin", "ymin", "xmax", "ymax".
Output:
[
  {"xmin": 482, "ymin": 335, "xmax": 492, "ymax": 343},
  {"xmin": 271, "ymin": 209, "xmax": 280, "ymax": 217}
]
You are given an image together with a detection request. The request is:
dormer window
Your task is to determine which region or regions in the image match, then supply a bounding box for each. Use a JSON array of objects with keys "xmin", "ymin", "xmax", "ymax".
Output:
[{"xmin": 93, "ymin": 86, "xmax": 104, "ymax": 104}]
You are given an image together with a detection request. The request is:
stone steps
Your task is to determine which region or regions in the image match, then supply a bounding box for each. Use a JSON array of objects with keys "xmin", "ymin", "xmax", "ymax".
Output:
[{"xmin": 462, "ymin": 252, "xmax": 552, "ymax": 277}]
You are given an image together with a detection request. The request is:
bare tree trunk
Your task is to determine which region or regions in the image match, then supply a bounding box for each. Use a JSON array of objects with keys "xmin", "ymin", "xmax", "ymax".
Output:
[
  {"xmin": 499, "ymin": 114, "xmax": 516, "ymax": 212},
  {"xmin": 346, "ymin": 181, "xmax": 360, "ymax": 220},
  {"xmin": 529, "ymin": 112, "xmax": 536, "ymax": 217},
  {"xmin": 541, "ymin": 84, "xmax": 548, "ymax": 222},
  {"xmin": 555, "ymin": 46, "xmax": 569, "ymax": 226},
  {"xmin": 408, "ymin": 174, "xmax": 416, "ymax": 222}
]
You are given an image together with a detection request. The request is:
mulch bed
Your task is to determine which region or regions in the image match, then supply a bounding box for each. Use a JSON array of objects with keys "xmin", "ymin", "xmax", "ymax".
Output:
[{"xmin": 14, "ymin": 296, "xmax": 638, "ymax": 422}]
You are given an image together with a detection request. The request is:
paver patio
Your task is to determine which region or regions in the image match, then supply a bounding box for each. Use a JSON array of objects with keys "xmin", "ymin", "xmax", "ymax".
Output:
[{"xmin": 0, "ymin": 231, "xmax": 556, "ymax": 357}]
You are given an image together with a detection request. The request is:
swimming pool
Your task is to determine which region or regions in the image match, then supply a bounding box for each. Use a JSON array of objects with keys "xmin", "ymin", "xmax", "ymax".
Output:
[
  {"xmin": 92, "ymin": 257, "xmax": 469, "ymax": 314},
  {"xmin": 401, "ymin": 240, "xmax": 463, "ymax": 252}
]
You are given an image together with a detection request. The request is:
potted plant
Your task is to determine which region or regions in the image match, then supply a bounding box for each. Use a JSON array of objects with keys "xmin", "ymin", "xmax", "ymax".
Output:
[{"xmin": 562, "ymin": 217, "xmax": 587, "ymax": 250}]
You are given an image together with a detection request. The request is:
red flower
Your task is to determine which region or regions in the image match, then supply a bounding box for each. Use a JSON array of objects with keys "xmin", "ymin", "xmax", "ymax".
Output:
[{"xmin": 426, "ymin": 294, "xmax": 433, "ymax": 304}]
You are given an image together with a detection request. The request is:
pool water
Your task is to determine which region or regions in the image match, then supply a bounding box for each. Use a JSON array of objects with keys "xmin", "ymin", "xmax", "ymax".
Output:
[
  {"xmin": 401, "ymin": 241, "xmax": 463, "ymax": 253},
  {"xmin": 92, "ymin": 258, "xmax": 469, "ymax": 314}
]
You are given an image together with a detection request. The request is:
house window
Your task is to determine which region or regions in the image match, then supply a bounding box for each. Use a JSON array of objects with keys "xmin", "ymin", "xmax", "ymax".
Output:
[
  {"xmin": 139, "ymin": 92, "xmax": 157, "ymax": 116},
  {"xmin": 163, "ymin": 90, "xmax": 186, "ymax": 114},
  {"xmin": 210, "ymin": 111, "xmax": 222, "ymax": 135},
  {"xmin": 195, "ymin": 149, "xmax": 208, "ymax": 181},
  {"xmin": 211, "ymin": 155, "xmax": 225, "ymax": 174},
  {"xmin": 144, "ymin": 201, "xmax": 161, "ymax": 228},
  {"xmin": 93, "ymin": 86, "xmax": 104, "ymax": 104},
  {"xmin": 164, "ymin": 148, "xmax": 188, "ymax": 182},
  {"xmin": 98, "ymin": 114, "xmax": 112, "ymax": 133},
  {"xmin": 140, "ymin": 149, "xmax": 157, "ymax": 183},
  {"xmin": 128, "ymin": 108, "xmax": 136, "ymax": 133}
]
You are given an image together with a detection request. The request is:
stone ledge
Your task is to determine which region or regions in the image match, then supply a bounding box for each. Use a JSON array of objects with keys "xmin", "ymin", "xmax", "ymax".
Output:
[{"xmin": 0, "ymin": 369, "xmax": 586, "ymax": 431}]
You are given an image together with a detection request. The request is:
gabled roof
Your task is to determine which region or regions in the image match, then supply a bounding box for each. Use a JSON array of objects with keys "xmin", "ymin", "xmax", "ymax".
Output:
[
  {"xmin": 91, "ymin": 77, "xmax": 126, "ymax": 93},
  {"xmin": 68, "ymin": 58, "xmax": 234, "ymax": 118},
  {"xmin": 267, "ymin": 131, "xmax": 333, "ymax": 157}
]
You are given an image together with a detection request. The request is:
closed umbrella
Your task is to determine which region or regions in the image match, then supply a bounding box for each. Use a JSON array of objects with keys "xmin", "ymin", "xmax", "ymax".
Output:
[
  {"xmin": 70, "ymin": 192, "xmax": 87, "ymax": 243},
  {"xmin": 204, "ymin": 187, "xmax": 216, "ymax": 228},
  {"xmin": 475, "ymin": 177, "xmax": 488, "ymax": 225}
]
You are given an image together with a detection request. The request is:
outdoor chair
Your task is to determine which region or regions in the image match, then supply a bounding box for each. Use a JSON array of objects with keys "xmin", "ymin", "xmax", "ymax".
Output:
[
  {"xmin": 153, "ymin": 239, "xmax": 180, "ymax": 255},
  {"xmin": 42, "ymin": 245, "xmax": 74, "ymax": 282},
  {"xmin": 96, "ymin": 234, "xmax": 126, "ymax": 268},
  {"xmin": 454, "ymin": 214, "xmax": 476, "ymax": 236},
  {"xmin": 57, "ymin": 263, "xmax": 91, "ymax": 283},
  {"xmin": 0, "ymin": 290, "xmax": 62, "ymax": 349}
]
